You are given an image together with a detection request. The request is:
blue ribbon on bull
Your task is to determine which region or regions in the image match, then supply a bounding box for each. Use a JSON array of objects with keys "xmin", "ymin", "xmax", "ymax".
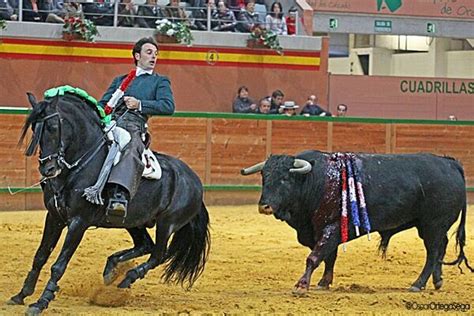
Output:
[
  {"xmin": 345, "ymin": 157, "xmax": 361, "ymax": 236},
  {"xmin": 351, "ymin": 157, "xmax": 371, "ymax": 239}
]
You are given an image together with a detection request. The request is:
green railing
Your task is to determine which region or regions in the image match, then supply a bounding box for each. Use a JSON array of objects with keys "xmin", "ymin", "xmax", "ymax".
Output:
[
  {"xmin": 1, "ymin": 107, "xmax": 474, "ymax": 125},
  {"xmin": 1, "ymin": 107, "xmax": 473, "ymax": 194}
]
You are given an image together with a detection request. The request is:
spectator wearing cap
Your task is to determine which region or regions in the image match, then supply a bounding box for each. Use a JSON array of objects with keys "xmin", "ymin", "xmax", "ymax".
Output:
[
  {"xmin": 336, "ymin": 103, "xmax": 348, "ymax": 117},
  {"xmin": 232, "ymin": 86, "xmax": 257, "ymax": 113},
  {"xmin": 300, "ymin": 95, "xmax": 331, "ymax": 117},
  {"xmin": 280, "ymin": 101, "xmax": 299, "ymax": 116}
]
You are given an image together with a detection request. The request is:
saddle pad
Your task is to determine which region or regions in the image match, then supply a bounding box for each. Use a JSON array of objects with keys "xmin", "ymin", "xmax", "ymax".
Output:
[{"xmin": 141, "ymin": 148, "xmax": 162, "ymax": 180}]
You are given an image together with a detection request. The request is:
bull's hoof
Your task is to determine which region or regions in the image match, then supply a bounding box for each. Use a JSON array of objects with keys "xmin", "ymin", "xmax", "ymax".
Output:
[
  {"xmin": 292, "ymin": 286, "xmax": 309, "ymax": 296},
  {"xmin": 408, "ymin": 286, "xmax": 422, "ymax": 292},
  {"xmin": 103, "ymin": 268, "xmax": 119, "ymax": 286},
  {"xmin": 25, "ymin": 306, "xmax": 42, "ymax": 316},
  {"xmin": 434, "ymin": 280, "xmax": 443, "ymax": 290},
  {"xmin": 7, "ymin": 294, "xmax": 24, "ymax": 305}
]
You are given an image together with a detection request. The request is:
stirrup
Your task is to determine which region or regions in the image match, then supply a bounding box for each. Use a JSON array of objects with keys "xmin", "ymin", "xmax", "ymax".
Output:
[{"xmin": 106, "ymin": 198, "xmax": 128, "ymax": 224}]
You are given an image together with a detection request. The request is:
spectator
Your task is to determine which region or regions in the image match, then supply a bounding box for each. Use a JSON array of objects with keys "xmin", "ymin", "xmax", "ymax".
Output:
[
  {"xmin": 257, "ymin": 97, "xmax": 271, "ymax": 114},
  {"xmin": 136, "ymin": 0, "xmax": 160, "ymax": 28},
  {"xmin": 42, "ymin": 0, "xmax": 67, "ymax": 23},
  {"xmin": 228, "ymin": 0, "xmax": 245, "ymax": 11},
  {"xmin": 280, "ymin": 101, "xmax": 298, "ymax": 116},
  {"xmin": 163, "ymin": 0, "xmax": 189, "ymax": 24},
  {"xmin": 300, "ymin": 95, "xmax": 332, "ymax": 116},
  {"xmin": 448, "ymin": 114, "xmax": 457, "ymax": 121},
  {"xmin": 265, "ymin": 1, "xmax": 286, "ymax": 35},
  {"xmin": 192, "ymin": 0, "xmax": 216, "ymax": 31},
  {"xmin": 118, "ymin": 0, "xmax": 137, "ymax": 27},
  {"xmin": 23, "ymin": 0, "xmax": 42, "ymax": 22},
  {"xmin": 268, "ymin": 89, "xmax": 284, "ymax": 113},
  {"xmin": 336, "ymin": 103, "xmax": 348, "ymax": 117},
  {"xmin": 83, "ymin": 0, "xmax": 114, "ymax": 26},
  {"xmin": 285, "ymin": 6, "xmax": 297, "ymax": 35},
  {"xmin": 63, "ymin": 1, "xmax": 83, "ymax": 19},
  {"xmin": 212, "ymin": 0, "xmax": 236, "ymax": 32},
  {"xmin": 232, "ymin": 86, "xmax": 257, "ymax": 113},
  {"xmin": 236, "ymin": 0, "xmax": 260, "ymax": 33},
  {"xmin": 0, "ymin": 0, "xmax": 18, "ymax": 21}
]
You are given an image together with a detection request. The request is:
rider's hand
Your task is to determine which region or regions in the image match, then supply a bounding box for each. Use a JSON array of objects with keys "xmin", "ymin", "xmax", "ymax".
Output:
[{"xmin": 124, "ymin": 96, "xmax": 140, "ymax": 110}]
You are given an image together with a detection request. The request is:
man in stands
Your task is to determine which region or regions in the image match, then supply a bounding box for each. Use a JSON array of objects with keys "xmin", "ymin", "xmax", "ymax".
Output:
[
  {"xmin": 300, "ymin": 95, "xmax": 332, "ymax": 116},
  {"xmin": 236, "ymin": 0, "xmax": 260, "ymax": 32},
  {"xmin": 336, "ymin": 103, "xmax": 348, "ymax": 117},
  {"xmin": 268, "ymin": 89, "xmax": 284, "ymax": 114},
  {"xmin": 99, "ymin": 37, "xmax": 175, "ymax": 220}
]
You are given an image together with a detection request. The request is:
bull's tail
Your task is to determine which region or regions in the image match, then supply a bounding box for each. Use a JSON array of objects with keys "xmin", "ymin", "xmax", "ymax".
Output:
[
  {"xmin": 162, "ymin": 202, "xmax": 211, "ymax": 287},
  {"xmin": 442, "ymin": 165, "xmax": 473, "ymax": 273}
]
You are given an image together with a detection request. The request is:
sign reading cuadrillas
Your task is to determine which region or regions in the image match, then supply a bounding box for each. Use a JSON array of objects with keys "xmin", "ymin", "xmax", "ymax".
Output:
[{"xmin": 400, "ymin": 80, "xmax": 474, "ymax": 94}]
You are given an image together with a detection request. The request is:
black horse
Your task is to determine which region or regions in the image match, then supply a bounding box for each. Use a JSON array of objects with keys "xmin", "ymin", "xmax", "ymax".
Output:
[{"xmin": 8, "ymin": 93, "xmax": 210, "ymax": 315}]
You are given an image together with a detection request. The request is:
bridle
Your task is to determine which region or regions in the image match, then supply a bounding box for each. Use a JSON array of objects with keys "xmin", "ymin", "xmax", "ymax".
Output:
[{"xmin": 28, "ymin": 109, "xmax": 107, "ymax": 176}]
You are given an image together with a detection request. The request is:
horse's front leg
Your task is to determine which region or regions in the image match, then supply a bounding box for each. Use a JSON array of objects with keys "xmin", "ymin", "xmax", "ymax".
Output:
[
  {"xmin": 8, "ymin": 213, "xmax": 65, "ymax": 306},
  {"xmin": 293, "ymin": 222, "xmax": 340, "ymax": 295},
  {"xmin": 26, "ymin": 217, "xmax": 88, "ymax": 316}
]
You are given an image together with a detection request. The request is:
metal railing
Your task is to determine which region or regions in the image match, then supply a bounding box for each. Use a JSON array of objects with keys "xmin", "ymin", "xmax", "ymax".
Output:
[{"xmin": 4, "ymin": 0, "xmax": 299, "ymax": 34}]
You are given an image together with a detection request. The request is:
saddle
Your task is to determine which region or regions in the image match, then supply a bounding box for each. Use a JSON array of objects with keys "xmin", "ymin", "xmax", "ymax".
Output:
[{"xmin": 142, "ymin": 148, "xmax": 161, "ymax": 180}]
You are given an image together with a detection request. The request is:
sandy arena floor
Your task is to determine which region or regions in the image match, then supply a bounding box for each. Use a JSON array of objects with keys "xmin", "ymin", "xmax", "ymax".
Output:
[{"xmin": 0, "ymin": 206, "xmax": 473, "ymax": 315}]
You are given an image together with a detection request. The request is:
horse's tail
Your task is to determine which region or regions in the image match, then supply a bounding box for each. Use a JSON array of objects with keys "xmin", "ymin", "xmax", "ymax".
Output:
[
  {"xmin": 442, "ymin": 165, "xmax": 473, "ymax": 273},
  {"xmin": 162, "ymin": 202, "xmax": 211, "ymax": 287}
]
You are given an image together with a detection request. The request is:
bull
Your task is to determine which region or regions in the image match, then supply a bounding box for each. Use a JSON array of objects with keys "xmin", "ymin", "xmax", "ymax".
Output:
[{"xmin": 241, "ymin": 150, "xmax": 473, "ymax": 293}]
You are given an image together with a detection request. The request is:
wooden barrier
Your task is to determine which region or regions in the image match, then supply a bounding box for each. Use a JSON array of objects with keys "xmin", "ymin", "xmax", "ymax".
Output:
[{"xmin": 1, "ymin": 110, "xmax": 473, "ymax": 209}]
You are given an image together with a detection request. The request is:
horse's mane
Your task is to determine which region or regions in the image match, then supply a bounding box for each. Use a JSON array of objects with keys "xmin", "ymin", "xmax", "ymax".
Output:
[{"xmin": 18, "ymin": 94, "xmax": 102, "ymax": 153}]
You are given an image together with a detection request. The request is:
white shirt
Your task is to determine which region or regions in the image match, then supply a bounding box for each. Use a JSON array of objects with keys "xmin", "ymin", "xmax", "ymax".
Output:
[{"xmin": 136, "ymin": 67, "xmax": 153, "ymax": 77}]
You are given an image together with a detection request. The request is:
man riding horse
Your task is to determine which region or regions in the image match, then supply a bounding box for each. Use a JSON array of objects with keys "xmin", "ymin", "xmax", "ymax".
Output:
[{"xmin": 99, "ymin": 37, "xmax": 175, "ymax": 221}]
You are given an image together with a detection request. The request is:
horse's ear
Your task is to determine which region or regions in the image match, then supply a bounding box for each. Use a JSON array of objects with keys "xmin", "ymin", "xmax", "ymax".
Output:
[
  {"xmin": 50, "ymin": 95, "xmax": 60, "ymax": 108},
  {"xmin": 27, "ymin": 92, "xmax": 37, "ymax": 108}
]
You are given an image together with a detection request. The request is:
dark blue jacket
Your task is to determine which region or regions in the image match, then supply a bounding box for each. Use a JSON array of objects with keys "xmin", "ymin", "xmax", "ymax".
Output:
[{"xmin": 99, "ymin": 72, "xmax": 175, "ymax": 119}]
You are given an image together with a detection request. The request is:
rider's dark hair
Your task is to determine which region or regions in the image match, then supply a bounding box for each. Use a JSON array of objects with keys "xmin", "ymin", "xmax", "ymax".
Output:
[{"xmin": 132, "ymin": 37, "xmax": 158, "ymax": 65}]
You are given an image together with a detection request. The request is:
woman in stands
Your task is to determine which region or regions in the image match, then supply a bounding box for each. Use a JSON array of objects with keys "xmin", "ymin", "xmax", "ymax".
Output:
[
  {"xmin": 232, "ymin": 86, "xmax": 257, "ymax": 113},
  {"xmin": 265, "ymin": 1, "xmax": 287, "ymax": 35}
]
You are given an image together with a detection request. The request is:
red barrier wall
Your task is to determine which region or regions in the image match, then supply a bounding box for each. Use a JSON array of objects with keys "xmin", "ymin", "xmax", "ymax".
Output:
[{"xmin": 329, "ymin": 75, "xmax": 474, "ymax": 120}]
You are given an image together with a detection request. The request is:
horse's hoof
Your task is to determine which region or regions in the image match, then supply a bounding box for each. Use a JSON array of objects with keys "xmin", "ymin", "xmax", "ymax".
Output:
[
  {"xmin": 434, "ymin": 280, "xmax": 443, "ymax": 290},
  {"xmin": 117, "ymin": 278, "xmax": 132, "ymax": 289},
  {"xmin": 7, "ymin": 294, "xmax": 24, "ymax": 305},
  {"xmin": 316, "ymin": 285, "xmax": 330, "ymax": 291},
  {"xmin": 292, "ymin": 286, "xmax": 308, "ymax": 296},
  {"xmin": 408, "ymin": 286, "xmax": 422, "ymax": 292},
  {"xmin": 25, "ymin": 306, "xmax": 42, "ymax": 316},
  {"xmin": 103, "ymin": 269, "xmax": 119, "ymax": 286}
]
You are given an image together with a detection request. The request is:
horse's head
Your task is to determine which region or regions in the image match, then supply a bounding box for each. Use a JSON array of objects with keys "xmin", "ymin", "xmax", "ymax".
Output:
[{"xmin": 19, "ymin": 93, "xmax": 73, "ymax": 178}]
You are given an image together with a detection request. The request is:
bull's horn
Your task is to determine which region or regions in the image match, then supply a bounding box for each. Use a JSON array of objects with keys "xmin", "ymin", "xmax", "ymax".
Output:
[
  {"xmin": 289, "ymin": 159, "xmax": 312, "ymax": 174},
  {"xmin": 241, "ymin": 161, "xmax": 266, "ymax": 175}
]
